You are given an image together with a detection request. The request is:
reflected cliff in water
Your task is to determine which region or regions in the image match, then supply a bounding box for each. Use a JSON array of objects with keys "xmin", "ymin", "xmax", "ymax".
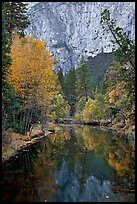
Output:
[{"xmin": 2, "ymin": 125, "xmax": 135, "ymax": 202}]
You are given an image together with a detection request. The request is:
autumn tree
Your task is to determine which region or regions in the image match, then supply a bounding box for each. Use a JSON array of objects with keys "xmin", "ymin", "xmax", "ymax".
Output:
[
  {"xmin": 7, "ymin": 35, "xmax": 59, "ymax": 134},
  {"xmin": 83, "ymin": 97, "xmax": 105, "ymax": 123},
  {"xmin": 100, "ymin": 9, "xmax": 135, "ymax": 106},
  {"xmin": 101, "ymin": 9, "xmax": 135, "ymax": 125},
  {"xmin": 103, "ymin": 60, "xmax": 135, "ymax": 124}
]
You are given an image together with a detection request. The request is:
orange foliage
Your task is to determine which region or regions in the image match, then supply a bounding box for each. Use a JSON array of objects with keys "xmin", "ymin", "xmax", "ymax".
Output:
[{"xmin": 7, "ymin": 34, "xmax": 59, "ymax": 107}]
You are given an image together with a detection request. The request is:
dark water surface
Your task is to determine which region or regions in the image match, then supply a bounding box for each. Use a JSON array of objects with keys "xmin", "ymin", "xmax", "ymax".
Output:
[{"xmin": 2, "ymin": 125, "xmax": 135, "ymax": 202}]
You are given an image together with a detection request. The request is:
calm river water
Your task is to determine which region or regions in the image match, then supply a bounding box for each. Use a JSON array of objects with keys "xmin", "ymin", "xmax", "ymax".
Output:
[{"xmin": 2, "ymin": 125, "xmax": 135, "ymax": 202}]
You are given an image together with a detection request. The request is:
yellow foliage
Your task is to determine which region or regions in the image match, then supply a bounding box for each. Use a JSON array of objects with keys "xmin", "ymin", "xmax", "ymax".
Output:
[
  {"xmin": 108, "ymin": 81, "xmax": 128, "ymax": 107},
  {"xmin": 7, "ymin": 34, "xmax": 59, "ymax": 108},
  {"xmin": 83, "ymin": 98, "xmax": 103, "ymax": 122}
]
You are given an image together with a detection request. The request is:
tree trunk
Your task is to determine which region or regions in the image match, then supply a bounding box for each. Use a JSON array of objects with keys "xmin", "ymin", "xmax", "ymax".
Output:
[
  {"xmin": 23, "ymin": 108, "xmax": 32, "ymax": 135},
  {"xmin": 40, "ymin": 108, "xmax": 47, "ymax": 132},
  {"xmin": 83, "ymin": 76, "xmax": 88, "ymax": 102}
]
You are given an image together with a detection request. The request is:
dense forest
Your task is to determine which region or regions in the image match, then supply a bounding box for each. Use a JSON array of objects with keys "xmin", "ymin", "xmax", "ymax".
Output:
[{"xmin": 2, "ymin": 3, "xmax": 135, "ymax": 140}]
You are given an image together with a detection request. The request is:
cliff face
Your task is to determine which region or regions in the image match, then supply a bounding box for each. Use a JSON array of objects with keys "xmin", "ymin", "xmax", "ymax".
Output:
[{"xmin": 25, "ymin": 2, "xmax": 135, "ymax": 73}]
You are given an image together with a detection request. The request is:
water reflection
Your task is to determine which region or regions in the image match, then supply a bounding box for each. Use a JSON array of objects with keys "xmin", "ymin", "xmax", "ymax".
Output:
[{"xmin": 2, "ymin": 125, "xmax": 135, "ymax": 202}]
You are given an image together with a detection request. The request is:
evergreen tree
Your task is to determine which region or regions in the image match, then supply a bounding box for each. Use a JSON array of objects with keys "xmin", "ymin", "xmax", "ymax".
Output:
[
  {"xmin": 76, "ymin": 56, "xmax": 91, "ymax": 102},
  {"xmin": 2, "ymin": 2, "xmax": 30, "ymax": 37},
  {"xmin": 100, "ymin": 9, "xmax": 135, "ymax": 68},
  {"xmin": 2, "ymin": 14, "xmax": 12, "ymax": 94},
  {"xmin": 57, "ymin": 68, "xmax": 64, "ymax": 92},
  {"xmin": 2, "ymin": 13, "xmax": 12, "ymax": 133},
  {"xmin": 64, "ymin": 68, "xmax": 77, "ymax": 116}
]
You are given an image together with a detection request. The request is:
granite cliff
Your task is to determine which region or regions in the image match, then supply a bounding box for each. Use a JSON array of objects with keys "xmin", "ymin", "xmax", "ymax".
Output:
[{"xmin": 25, "ymin": 2, "xmax": 135, "ymax": 73}]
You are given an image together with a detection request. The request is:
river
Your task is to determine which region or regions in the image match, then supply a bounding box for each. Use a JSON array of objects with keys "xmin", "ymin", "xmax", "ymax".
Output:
[{"xmin": 2, "ymin": 125, "xmax": 135, "ymax": 202}]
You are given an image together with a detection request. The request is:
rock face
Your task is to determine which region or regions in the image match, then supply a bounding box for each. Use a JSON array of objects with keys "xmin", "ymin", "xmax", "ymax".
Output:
[{"xmin": 25, "ymin": 2, "xmax": 135, "ymax": 73}]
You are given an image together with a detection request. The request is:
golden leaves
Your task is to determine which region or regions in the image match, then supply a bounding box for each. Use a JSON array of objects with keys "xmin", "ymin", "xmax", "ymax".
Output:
[
  {"xmin": 7, "ymin": 34, "xmax": 59, "ymax": 108},
  {"xmin": 83, "ymin": 98, "xmax": 103, "ymax": 122}
]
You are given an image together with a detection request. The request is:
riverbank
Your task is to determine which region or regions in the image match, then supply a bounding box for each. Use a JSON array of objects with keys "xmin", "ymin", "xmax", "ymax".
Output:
[
  {"xmin": 2, "ymin": 121, "xmax": 135, "ymax": 164},
  {"xmin": 59, "ymin": 121, "xmax": 135, "ymax": 145},
  {"xmin": 2, "ymin": 129, "xmax": 52, "ymax": 164},
  {"xmin": 2, "ymin": 122, "xmax": 63, "ymax": 164},
  {"xmin": 103, "ymin": 121, "xmax": 135, "ymax": 144},
  {"xmin": 59, "ymin": 118, "xmax": 135, "ymax": 139},
  {"xmin": 59, "ymin": 118, "xmax": 135, "ymax": 136}
]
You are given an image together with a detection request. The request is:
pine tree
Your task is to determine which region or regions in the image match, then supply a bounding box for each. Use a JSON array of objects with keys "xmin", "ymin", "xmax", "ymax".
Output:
[
  {"xmin": 57, "ymin": 68, "xmax": 64, "ymax": 92},
  {"xmin": 2, "ymin": 2, "xmax": 30, "ymax": 37},
  {"xmin": 100, "ymin": 9, "xmax": 135, "ymax": 68},
  {"xmin": 64, "ymin": 68, "xmax": 77, "ymax": 116},
  {"xmin": 76, "ymin": 56, "xmax": 90, "ymax": 102},
  {"xmin": 2, "ymin": 14, "xmax": 12, "ymax": 133},
  {"xmin": 2, "ymin": 14, "xmax": 12, "ymax": 94}
]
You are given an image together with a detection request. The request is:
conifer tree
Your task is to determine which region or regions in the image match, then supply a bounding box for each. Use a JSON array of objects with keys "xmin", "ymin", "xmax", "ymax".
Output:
[
  {"xmin": 76, "ymin": 56, "xmax": 90, "ymax": 102},
  {"xmin": 2, "ymin": 2, "xmax": 30, "ymax": 37},
  {"xmin": 100, "ymin": 9, "xmax": 135, "ymax": 68},
  {"xmin": 57, "ymin": 68, "xmax": 64, "ymax": 92},
  {"xmin": 2, "ymin": 14, "xmax": 12, "ymax": 95},
  {"xmin": 2, "ymin": 14, "xmax": 12, "ymax": 133},
  {"xmin": 64, "ymin": 68, "xmax": 77, "ymax": 116}
]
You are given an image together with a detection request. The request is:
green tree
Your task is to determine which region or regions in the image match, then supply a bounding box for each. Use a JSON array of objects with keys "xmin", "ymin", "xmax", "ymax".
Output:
[
  {"xmin": 64, "ymin": 68, "xmax": 77, "ymax": 116},
  {"xmin": 48, "ymin": 94, "xmax": 70, "ymax": 122},
  {"xmin": 100, "ymin": 9, "xmax": 135, "ymax": 68},
  {"xmin": 76, "ymin": 56, "xmax": 92, "ymax": 102},
  {"xmin": 2, "ymin": 14, "xmax": 12, "ymax": 133},
  {"xmin": 2, "ymin": 2, "xmax": 30, "ymax": 37},
  {"xmin": 95, "ymin": 93, "xmax": 106, "ymax": 118},
  {"xmin": 57, "ymin": 68, "xmax": 64, "ymax": 92},
  {"xmin": 2, "ymin": 14, "xmax": 23, "ymax": 134},
  {"xmin": 74, "ymin": 96, "xmax": 90, "ymax": 122},
  {"xmin": 2, "ymin": 14, "xmax": 12, "ymax": 93}
]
